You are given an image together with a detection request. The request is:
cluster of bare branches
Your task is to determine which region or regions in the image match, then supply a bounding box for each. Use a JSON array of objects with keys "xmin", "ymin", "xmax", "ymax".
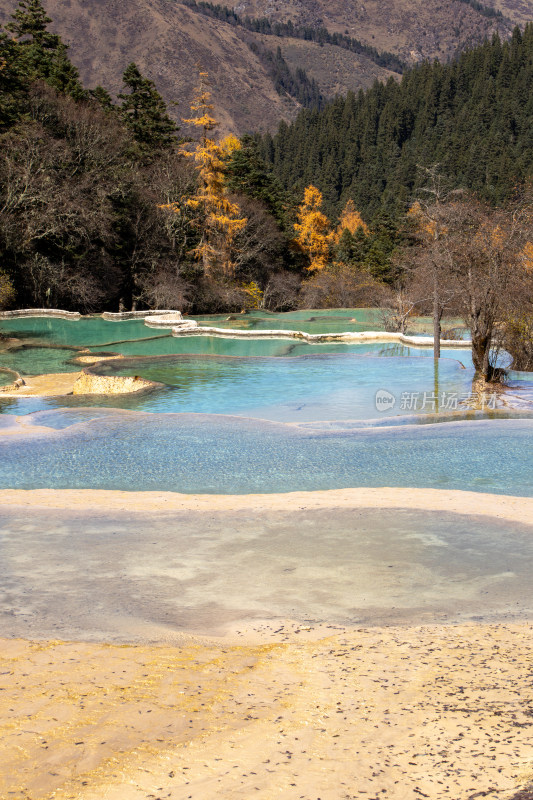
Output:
[{"xmin": 392, "ymin": 174, "xmax": 533, "ymax": 381}]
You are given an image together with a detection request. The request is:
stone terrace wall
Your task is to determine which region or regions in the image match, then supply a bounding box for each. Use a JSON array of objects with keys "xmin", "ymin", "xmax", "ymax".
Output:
[
  {"xmin": 0, "ymin": 309, "xmax": 81, "ymax": 320},
  {"xmin": 101, "ymin": 310, "xmax": 182, "ymax": 321}
]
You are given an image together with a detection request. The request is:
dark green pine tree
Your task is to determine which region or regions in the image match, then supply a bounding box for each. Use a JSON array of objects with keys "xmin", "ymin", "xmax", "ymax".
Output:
[
  {"xmin": 47, "ymin": 43, "xmax": 86, "ymax": 99},
  {"xmin": 334, "ymin": 226, "xmax": 371, "ymax": 266},
  {"xmin": 224, "ymin": 134, "xmax": 287, "ymax": 226},
  {"xmin": 89, "ymin": 85, "xmax": 114, "ymax": 110},
  {"xmin": 6, "ymin": 0, "xmax": 86, "ymax": 99},
  {"xmin": 0, "ymin": 28, "xmax": 28, "ymax": 129},
  {"xmin": 119, "ymin": 62, "xmax": 177, "ymax": 153},
  {"xmin": 333, "ymin": 228, "xmax": 357, "ymax": 264},
  {"xmin": 6, "ymin": 0, "xmax": 57, "ymax": 45}
]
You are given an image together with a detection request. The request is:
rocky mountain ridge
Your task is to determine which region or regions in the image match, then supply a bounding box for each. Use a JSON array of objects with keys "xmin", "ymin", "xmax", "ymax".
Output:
[{"xmin": 0, "ymin": 0, "xmax": 527, "ymax": 133}]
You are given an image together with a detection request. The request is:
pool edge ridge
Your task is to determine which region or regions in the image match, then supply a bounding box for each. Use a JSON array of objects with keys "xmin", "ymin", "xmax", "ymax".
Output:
[
  {"xmin": 170, "ymin": 323, "xmax": 472, "ymax": 349},
  {"xmin": 0, "ymin": 487, "xmax": 530, "ymax": 524}
]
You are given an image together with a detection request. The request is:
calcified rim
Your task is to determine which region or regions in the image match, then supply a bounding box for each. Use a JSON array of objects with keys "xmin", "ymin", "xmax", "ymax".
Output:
[
  {"xmin": 0, "ymin": 308, "xmax": 472, "ymax": 349},
  {"xmin": 168, "ymin": 323, "xmax": 471, "ymax": 347},
  {"xmin": 0, "ymin": 487, "xmax": 531, "ymax": 526},
  {"xmin": 0, "ymin": 308, "xmax": 181, "ymax": 321},
  {"xmin": 0, "ymin": 308, "xmax": 82, "ymax": 320}
]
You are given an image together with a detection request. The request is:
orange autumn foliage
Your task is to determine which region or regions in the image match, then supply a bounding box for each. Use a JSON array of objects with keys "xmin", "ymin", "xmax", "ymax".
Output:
[
  {"xmin": 294, "ymin": 185, "xmax": 334, "ymax": 271},
  {"xmin": 407, "ymin": 200, "xmax": 438, "ymax": 239},
  {"xmin": 335, "ymin": 198, "xmax": 369, "ymax": 239},
  {"xmin": 160, "ymin": 71, "xmax": 246, "ymax": 276},
  {"xmin": 521, "ymin": 241, "xmax": 533, "ymax": 271}
]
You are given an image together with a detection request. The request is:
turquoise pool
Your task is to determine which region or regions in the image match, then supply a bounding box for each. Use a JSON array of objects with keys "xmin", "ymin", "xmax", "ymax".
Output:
[
  {"xmin": 0, "ymin": 352, "xmax": 474, "ymax": 421},
  {"xmin": 0, "ymin": 309, "xmax": 467, "ymax": 355},
  {"xmin": 0, "ymin": 311, "xmax": 478, "ymax": 421},
  {"xmin": 0, "ymin": 307, "xmax": 464, "ymax": 341},
  {"xmin": 1, "ymin": 411, "xmax": 531, "ymax": 495},
  {"xmin": 0, "ymin": 311, "xmax": 531, "ymax": 499}
]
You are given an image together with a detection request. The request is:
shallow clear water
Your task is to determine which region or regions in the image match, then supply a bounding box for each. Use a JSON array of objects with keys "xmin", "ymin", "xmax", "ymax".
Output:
[
  {"xmin": 0, "ymin": 311, "xmax": 474, "ymax": 423},
  {"xmin": 194, "ymin": 308, "xmax": 387, "ymax": 334},
  {"xmin": 0, "ymin": 311, "xmax": 528, "ymax": 499},
  {"xmin": 0, "ymin": 312, "xmax": 470, "ymax": 358},
  {"xmin": 88, "ymin": 335, "xmax": 472, "ymax": 363},
  {"xmin": 1, "ymin": 412, "xmax": 531, "ymax": 495},
  {"xmin": 0, "ymin": 315, "xmax": 169, "ymax": 348},
  {"xmin": 2, "ymin": 310, "xmax": 400, "ymax": 350},
  {"xmin": 194, "ymin": 308, "xmax": 468, "ymax": 336},
  {"xmin": 0, "ymin": 345, "xmax": 81, "ymax": 375},
  {"xmin": 0, "ymin": 352, "xmax": 473, "ymax": 420},
  {"xmin": 0, "ymin": 310, "xmax": 477, "ymax": 423},
  {"xmin": 0, "ymin": 505, "xmax": 530, "ymax": 640},
  {"xmin": 90, "ymin": 353, "xmax": 473, "ymax": 421}
]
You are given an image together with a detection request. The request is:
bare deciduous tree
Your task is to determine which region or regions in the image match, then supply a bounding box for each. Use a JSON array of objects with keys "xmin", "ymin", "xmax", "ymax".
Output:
[
  {"xmin": 299, "ymin": 263, "xmax": 385, "ymax": 309},
  {"xmin": 262, "ymin": 271, "xmax": 301, "ymax": 311},
  {"xmin": 399, "ymin": 192, "xmax": 533, "ymax": 382}
]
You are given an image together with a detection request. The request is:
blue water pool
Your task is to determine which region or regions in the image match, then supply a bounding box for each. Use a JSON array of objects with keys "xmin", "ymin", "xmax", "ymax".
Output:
[
  {"xmin": 1, "ymin": 312, "xmax": 530, "ymax": 500},
  {"xmin": 1, "ymin": 412, "xmax": 531, "ymax": 495},
  {"xmin": 0, "ymin": 311, "xmax": 478, "ymax": 421},
  {"xmin": 0, "ymin": 352, "xmax": 474, "ymax": 420}
]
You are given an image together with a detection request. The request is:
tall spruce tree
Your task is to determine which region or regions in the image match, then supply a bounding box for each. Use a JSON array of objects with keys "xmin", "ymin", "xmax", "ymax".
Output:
[
  {"xmin": 119, "ymin": 62, "xmax": 177, "ymax": 152},
  {"xmin": 0, "ymin": 28, "xmax": 28, "ymax": 128},
  {"xmin": 6, "ymin": 0, "xmax": 85, "ymax": 99},
  {"xmin": 224, "ymin": 134, "xmax": 287, "ymax": 226}
]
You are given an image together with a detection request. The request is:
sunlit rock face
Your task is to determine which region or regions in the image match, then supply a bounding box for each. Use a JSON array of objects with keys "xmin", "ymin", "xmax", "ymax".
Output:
[{"xmin": 71, "ymin": 372, "xmax": 155, "ymax": 395}]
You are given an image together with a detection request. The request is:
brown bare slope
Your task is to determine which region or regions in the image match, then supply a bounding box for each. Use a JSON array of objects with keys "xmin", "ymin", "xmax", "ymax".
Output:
[
  {"xmin": 238, "ymin": 0, "xmax": 513, "ymax": 62},
  {"xmin": 0, "ymin": 0, "xmax": 396, "ymax": 133},
  {"xmin": 0, "ymin": 0, "xmax": 523, "ymax": 134},
  {"xmin": 0, "ymin": 0, "xmax": 303, "ymax": 133},
  {"xmin": 495, "ymin": 0, "xmax": 533, "ymax": 25},
  {"xmin": 256, "ymin": 34, "xmax": 397, "ymax": 96}
]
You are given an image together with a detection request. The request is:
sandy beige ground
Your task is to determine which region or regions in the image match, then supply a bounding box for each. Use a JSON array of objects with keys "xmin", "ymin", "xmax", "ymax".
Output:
[
  {"xmin": 1, "ymin": 486, "xmax": 532, "ymax": 526},
  {"xmin": 1, "ymin": 624, "xmax": 532, "ymax": 800},
  {"xmin": 0, "ymin": 372, "xmax": 81, "ymax": 396},
  {"xmin": 1, "ymin": 488, "xmax": 532, "ymax": 799}
]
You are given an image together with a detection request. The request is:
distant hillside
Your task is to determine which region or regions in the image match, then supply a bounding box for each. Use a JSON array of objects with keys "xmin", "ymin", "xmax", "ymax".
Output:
[
  {"xmin": 0, "ymin": 0, "xmax": 297, "ymax": 134},
  {"xmin": 0, "ymin": 0, "xmax": 394, "ymax": 133},
  {"xmin": 261, "ymin": 25, "xmax": 533, "ymax": 218},
  {"xmin": 494, "ymin": 0, "xmax": 533, "ymax": 25},
  {"xmin": 0, "ymin": 0, "xmax": 519, "ymax": 134},
  {"xmin": 235, "ymin": 0, "xmax": 513, "ymax": 62}
]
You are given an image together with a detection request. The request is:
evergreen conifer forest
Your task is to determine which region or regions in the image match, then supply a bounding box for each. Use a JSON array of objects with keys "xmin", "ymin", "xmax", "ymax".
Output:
[{"xmin": 260, "ymin": 25, "xmax": 533, "ymax": 218}]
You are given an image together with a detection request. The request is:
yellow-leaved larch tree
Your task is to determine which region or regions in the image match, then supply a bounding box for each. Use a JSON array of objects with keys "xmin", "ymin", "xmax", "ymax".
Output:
[
  {"xmin": 335, "ymin": 198, "xmax": 369, "ymax": 239},
  {"xmin": 162, "ymin": 71, "xmax": 246, "ymax": 276},
  {"xmin": 294, "ymin": 185, "xmax": 334, "ymax": 271}
]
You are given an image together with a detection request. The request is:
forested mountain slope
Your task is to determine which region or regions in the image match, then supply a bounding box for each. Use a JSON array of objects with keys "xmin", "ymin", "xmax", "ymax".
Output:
[{"xmin": 261, "ymin": 25, "xmax": 533, "ymax": 218}]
